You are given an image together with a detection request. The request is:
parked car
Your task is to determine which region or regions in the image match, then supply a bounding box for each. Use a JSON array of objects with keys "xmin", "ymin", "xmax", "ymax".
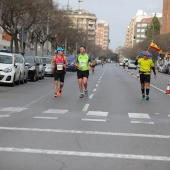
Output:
[
  {"xmin": 0, "ymin": 52, "xmax": 20, "ymax": 86},
  {"xmin": 35, "ymin": 56, "xmax": 45, "ymax": 79},
  {"xmin": 157, "ymin": 64, "xmax": 164, "ymax": 72},
  {"xmin": 65, "ymin": 54, "xmax": 77, "ymax": 72},
  {"xmin": 128, "ymin": 61, "xmax": 137, "ymax": 70},
  {"xmin": 119, "ymin": 62, "xmax": 123, "ymax": 66},
  {"xmin": 24, "ymin": 55, "xmax": 39, "ymax": 81},
  {"xmin": 162, "ymin": 63, "xmax": 170, "ymax": 74},
  {"xmin": 15, "ymin": 54, "xmax": 28, "ymax": 83},
  {"xmin": 41, "ymin": 57, "xmax": 53, "ymax": 76}
]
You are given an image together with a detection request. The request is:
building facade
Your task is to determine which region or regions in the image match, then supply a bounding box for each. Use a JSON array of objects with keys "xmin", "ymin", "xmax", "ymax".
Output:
[
  {"xmin": 68, "ymin": 9, "xmax": 97, "ymax": 43},
  {"xmin": 124, "ymin": 10, "xmax": 162, "ymax": 47},
  {"xmin": 95, "ymin": 20, "xmax": 110, "ymax": 50}
]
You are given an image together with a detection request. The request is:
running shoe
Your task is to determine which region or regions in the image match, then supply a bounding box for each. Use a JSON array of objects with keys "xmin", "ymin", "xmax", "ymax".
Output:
[
  {"xmin": 59, "ymin": 89, "xmax": 62, "ymax": 96},
  {"xmin": 146, "ymin": 95, "xmax": 150, "ymax": 100},
  {"xmin": 79, "ymin": 93, "xmax": 84, "ymax": 98},
  {"xmin": 54, "ymin": 93, "xmax": 58, "ymax": 97},
  {"xmin": 142, "ymin": 94, "xmax": 145, "ymax": 100},
  {"xmin": 84, "ymin": 90, "xmax": 88, "ymax": 97}
]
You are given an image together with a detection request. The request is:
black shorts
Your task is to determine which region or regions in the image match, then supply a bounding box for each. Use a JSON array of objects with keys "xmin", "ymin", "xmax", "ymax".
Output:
[
  {"xmin": 140, "ymin": 74, "xmax": 150, "ymax": 84},
  {"xmin": 77, "ymin": 69, "xmax": 89, "ymax": 79},
  {"xmin": 53, "ymin": 71, "xmax": 65, "ymax": 82}
]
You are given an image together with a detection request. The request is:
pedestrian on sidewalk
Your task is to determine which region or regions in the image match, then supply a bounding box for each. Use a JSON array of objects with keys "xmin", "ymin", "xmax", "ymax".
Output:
[
  {"xmin": 51, "ymin": 47, "xmax": 68, "ymax": 97},
  {"xmin": 135, "ymin": 51, "xmax": 157, "ymax": 100},
  {"xmin": 74, "ymin": 46, "xmax": 92, "ymax": 98}
]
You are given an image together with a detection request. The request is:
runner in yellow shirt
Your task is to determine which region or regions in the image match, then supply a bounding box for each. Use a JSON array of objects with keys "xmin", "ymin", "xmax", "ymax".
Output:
[{"xmin": 135, "ymin": 51, "xmax": 157, "ymax": 100}]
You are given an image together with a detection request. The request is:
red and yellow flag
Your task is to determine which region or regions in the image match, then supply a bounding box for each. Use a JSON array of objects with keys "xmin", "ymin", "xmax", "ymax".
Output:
[{"xmin": 150, "ymin": 42, "xmax": 161, "ymax": 52}]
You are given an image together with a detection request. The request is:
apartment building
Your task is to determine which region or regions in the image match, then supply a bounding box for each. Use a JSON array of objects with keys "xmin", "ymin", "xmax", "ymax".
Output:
[
  {"xmin": 125, "ymin": 10, "xmax": 162, "ymax": 47},
  {"xmin": 161, "ymin": 0, "xmax": 170, "ymax": 34},
  {"xmin": 95, "ymin": 20, "xmax": 110, "ymax": 50},
  {"xmin": 68, "ymin": 9, "xmax": 97, "ymax": 43}
]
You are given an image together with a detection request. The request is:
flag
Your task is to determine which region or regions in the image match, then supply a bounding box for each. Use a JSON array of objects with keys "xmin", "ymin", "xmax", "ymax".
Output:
[{"xmin": 150, "ymin": 42, "xmax": 161, "ymax": 52}]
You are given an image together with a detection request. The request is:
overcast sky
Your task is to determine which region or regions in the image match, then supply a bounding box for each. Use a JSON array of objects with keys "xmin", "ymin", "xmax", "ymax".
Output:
[{"xmin": 55, "ymin": 0, "xmax": 163, "ymax": 51}]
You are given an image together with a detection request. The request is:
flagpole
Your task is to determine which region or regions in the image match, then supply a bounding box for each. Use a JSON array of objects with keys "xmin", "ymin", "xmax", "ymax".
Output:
[{"xmin": 147, "ymin": 40, "xmax": 153, "ymax": 51}]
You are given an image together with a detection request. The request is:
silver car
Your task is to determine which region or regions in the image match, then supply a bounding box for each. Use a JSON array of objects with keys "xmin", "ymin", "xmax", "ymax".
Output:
[
  {"xmin": 15, "ymin": 54, "xmax": 28, "ymax": 83},
  {"xmin": 41, "ymin": 57, "xmax": 53, "ymax": 76},
  {"xmin": 35, "ymin": 56, "xmax": 45, "ymax": 80}
]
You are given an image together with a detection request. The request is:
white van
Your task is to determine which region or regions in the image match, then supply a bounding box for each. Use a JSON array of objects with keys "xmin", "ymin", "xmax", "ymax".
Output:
[
  {"xmin": 128, "ymin": 60, "xmax": 137, "ymax": 70},
  {"xmin": 0, "ymin": 52, "xmax": 21, "ymax": 86}
]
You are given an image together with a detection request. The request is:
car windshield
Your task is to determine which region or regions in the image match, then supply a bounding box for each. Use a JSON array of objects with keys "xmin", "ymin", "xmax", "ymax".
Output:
[
  {"xmin": 42, "ymin": 58, "xmax": 51, "ymax": 64},
  {"xmin": 15, "ymin": 56, "xmax": 23, "ymax": 63},
  {"xmin": 24, "ymin": 56, "xmax": 34, "ymax": 63},
  {"xmin": 0, "ymin": 55, "xmax": 12, "ymax": 64}
]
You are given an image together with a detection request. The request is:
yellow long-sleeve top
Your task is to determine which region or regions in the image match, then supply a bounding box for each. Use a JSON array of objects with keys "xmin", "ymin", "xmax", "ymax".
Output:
[{"xmin": 138, "ymin": 58, "xmax": 154, "ymax": 75}]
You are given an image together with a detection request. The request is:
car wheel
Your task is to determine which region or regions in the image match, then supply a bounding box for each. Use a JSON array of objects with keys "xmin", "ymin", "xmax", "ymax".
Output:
[
  {"xmin": 16, "ymin": 77, "xmax": 20, "ymax": 85},
  {"xmin": 36, "ymin": 72, "xmax": 39, "ymax": 81},
  {"xmin": 10, "ymin": 76, "xmax": 15, "ymax": 87}
]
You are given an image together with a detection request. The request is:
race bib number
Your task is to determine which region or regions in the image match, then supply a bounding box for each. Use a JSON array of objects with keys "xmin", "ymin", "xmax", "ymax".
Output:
[
  {"xmin": 57, "ymin": 65, "xmax": 63, "ymax": 70},
  {"xmin": 80, "ymin": 61, "xmax": 86, "ymax": 67}
]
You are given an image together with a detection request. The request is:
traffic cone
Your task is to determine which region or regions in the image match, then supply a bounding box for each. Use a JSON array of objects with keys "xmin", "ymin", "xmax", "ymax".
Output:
[{"xmin": 166, "ymin": 84, "xmax": 170, "ymax": 94}]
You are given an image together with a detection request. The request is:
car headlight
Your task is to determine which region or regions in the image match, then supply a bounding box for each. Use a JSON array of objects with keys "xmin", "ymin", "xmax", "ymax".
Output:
[
  {"xmin": 3, "ymin": 67, "xmax": 12, "ymax": 73},
  {"xmin": 29, "ymin": 66, "xmax": 35, "ymax": 70}
]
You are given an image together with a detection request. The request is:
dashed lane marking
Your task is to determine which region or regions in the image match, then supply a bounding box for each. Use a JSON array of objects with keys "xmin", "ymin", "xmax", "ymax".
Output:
[
  {"xmin": 0, "ymin": 107, "xmax": 27, "ymax": 112},
  {"xmin": 93, "ymin": 88, "xmax": 97, "ymax": 92},
  {"xmin": 82, "ymin": 118, "xmax": 106, "ymax": 122},
  {"xmin": 33, "ymin": 116, "xmax": 58, "ymax": 120},
  {"xmin": 86, "ymin": 111, "xmax": 108, "ymax": 117},
  {"xmin": 131, "ymin": 121, "xmax": 155, "ymax": 125},
  {"xmin": 0, "ymin": 115, "xmax": 10, "ymax": 118},
  {"xmin": 89, "ymin": 94, "xmax": 94, "ymax": 99},
  {"xmin": 82, "ymin": 104, "xmax": 90, "ymax": 112},
  {"xmin": 128, "ymin": 113, "xmax": 150, "ymax": 119},
  {"xmin": 43, "ymin": 109, "xmax": 68, "ymax": 114}
]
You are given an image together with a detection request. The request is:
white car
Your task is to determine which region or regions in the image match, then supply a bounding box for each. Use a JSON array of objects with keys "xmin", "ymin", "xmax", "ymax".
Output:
[
  {"xmin": 128, "ymin": 61, "xmax": 137, "ymax": 70},
  {"xmin": 35, "ymin": 56, "xmax": 45, "ymax": 80},
  {"xmin": 15, "ymin": 54, "xmax": 28, "ymax": 84},
  {"xmin": 0, "ymin": 52, "xmax": 21, "ymax": 86},
  {"xmin": 41, "ymin": 57, "xmax": 53, "ymax": 76}
]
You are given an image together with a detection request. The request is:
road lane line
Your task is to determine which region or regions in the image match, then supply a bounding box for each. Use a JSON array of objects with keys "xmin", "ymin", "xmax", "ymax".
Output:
[
  {"xmin": 128, "ymin": 113, "xmax": 150, "ymax": 119},
  {"xmin": 96, "ymin": 84, "xmax": 98, "ymax": 87},
  {"xmin": 33, "ymin": 117, "xmax": 58, "ymax": 120},
  {"xmin": 0, "ymin": 147, "xmax": 170, "ymax": 161},
  {"xmin": 1, "ymin": 126, "xmax": 170, "ymax": 139},
  {"xmin": 89, "ymin": 94, "xmax": 94, "ymax": 99},
  {"xmin": 93, "ymin": 88, "xmax": 96, "ymax": 92},
  {"xmin": 82, "ymin": 118, "xmax": 106, "ymax": 122},
  {"xmin": 131, "ymin": 121, "xmax": 154, "ymax": 124},
  {"xmin": 82, "ymin": 104, "xmax": 90, "ymax": 112}
]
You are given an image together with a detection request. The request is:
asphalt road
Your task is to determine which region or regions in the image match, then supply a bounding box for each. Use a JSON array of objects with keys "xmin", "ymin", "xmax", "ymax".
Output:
[{"xmin": 0, "ymin": 63, "xmax": 170, "ymax": 170}]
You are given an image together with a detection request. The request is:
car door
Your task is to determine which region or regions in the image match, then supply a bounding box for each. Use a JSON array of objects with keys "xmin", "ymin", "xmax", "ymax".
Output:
[{"xmin": 14, "ymin": 56, "xmax": 20, "ymax": 80}]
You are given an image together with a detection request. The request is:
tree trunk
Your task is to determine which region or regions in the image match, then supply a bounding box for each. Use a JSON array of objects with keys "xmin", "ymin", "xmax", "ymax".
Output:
[{"xmin": 14, "ymin": 34, "xmax": 19, "ymax": 53}]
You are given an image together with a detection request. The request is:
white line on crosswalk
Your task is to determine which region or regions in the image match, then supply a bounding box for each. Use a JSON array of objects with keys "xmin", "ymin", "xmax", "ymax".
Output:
[
  {"xmin": 0, "ymin": 115, "xmax": 10, "ymax": 118},
  {"xmin": 82, "ymin": 118, "xmax": 106, "ymax": 122},
  {"xmin": 128, "ymin": 113, "xmax": 150, "ymax": 119},
  {"xmin": 0, "ymin": 147, "xmax": 170, "ymax": 161},
  {"xmin": 43, "ymin": 109, "xmax": 68, "ymax": 114},
  {"xmin": 1, "ymin": 126, "xmax": 170, "ymax": 139},
  {"xmin": 86, "ymin": 111, "xmax": 108, "ymax": 117}
]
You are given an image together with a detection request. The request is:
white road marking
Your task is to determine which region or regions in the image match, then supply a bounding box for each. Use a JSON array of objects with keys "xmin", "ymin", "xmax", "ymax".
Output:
[
  {"xmin": 168, "ymin": 115, "xmax": 170, "ymax": 118},
  {"xmin": 155, "ymin": 113, "xmax": 160, "ymax": 115},
  {"xmin": 96, "ymin": 84, "xmax": 99, "ymax": 87},
  {"xmin": 82, "ymin": 118, "xmax": 106, "ymax": 122},
  {"xmin": 1, "ymin": 107, "xmax": 27, "ymax": 112},
  {"xmin": 0, "ymin": 147, "xmax": 170, "ymax": 161},
  {"xmin": 43, "ymin": 109, "xmax": 68, "ymax": 114},
  {"xmin": 128, "ymin": 113, "xmax": 150, "ymax": 119},
  {"xmin": 86, "ymin": 111, "xmax": 108, "ymax": 117},
  {"xmin": 33, "ymin": 117, "xmax": 58, "ymax": 120},
  {"xmin": 1, "ymin": 126, "xmax": 170, "ymax": 139},
  {"xmin": 93, "ymin": 89, "xmax": 97, "ymax": 92},
  {"xmin": 131, "ymin": 121, "xmax": 155, "ymax": 125},
  {"xmin": 98, "ymin": 81, "xmax": 100, "ymax": 83},
  {"xmin": 0, "ymin": 115, "xmax": 10, "ymax": 118},
  {"xmin": 89, "ymin": 94, "xmax": 94, "ymax": 99},
  {"xmin": 82, "ymin": 104, "xmax": 90, "ymax": 112}
]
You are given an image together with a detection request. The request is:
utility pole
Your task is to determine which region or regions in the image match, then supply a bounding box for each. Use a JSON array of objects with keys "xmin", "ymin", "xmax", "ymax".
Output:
[
  {"xmin": 78, "ymin": 0, "xmax": 83, "ymax": 9},
  {"xmin": 67, "ymin": 0, "xmax": 69, "ymax": 10}
]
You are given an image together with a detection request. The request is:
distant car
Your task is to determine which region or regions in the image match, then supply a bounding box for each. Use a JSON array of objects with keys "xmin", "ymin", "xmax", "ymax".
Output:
[
  {"xmin": 41, "ymin": 57, "xmax": 53, "ymax": 76},
  {"xmin": 65, "ymin": 54, "xmax": 77, "ymax": 72},
  {"xmin": 15, "ymin": 54, "xmax": 28, "ymax": 84},
  {"xmin": 157, "ymin": 64, "xmax": 163, "ymax": 72},
  {"xmin": 35, "ymin": 56, "xmax": 45, "ymax": 79},
  {"xmin": 0, "ymin": 52, "xmax": 21, "ymax": 86},
  {"xmin": 119, "ymin": 62, "xmax": 123, "ymax": 66},
  {"xmin": 24, "ymin": 55, "xmax": 39, "ymax": 81},
  {"xmin": 128, "ymin": 61, "xmax": 137, "ymax": 69},
  {"xmin": 162, "ymin": 63, "xmax": 170, "ymax": 74}
]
